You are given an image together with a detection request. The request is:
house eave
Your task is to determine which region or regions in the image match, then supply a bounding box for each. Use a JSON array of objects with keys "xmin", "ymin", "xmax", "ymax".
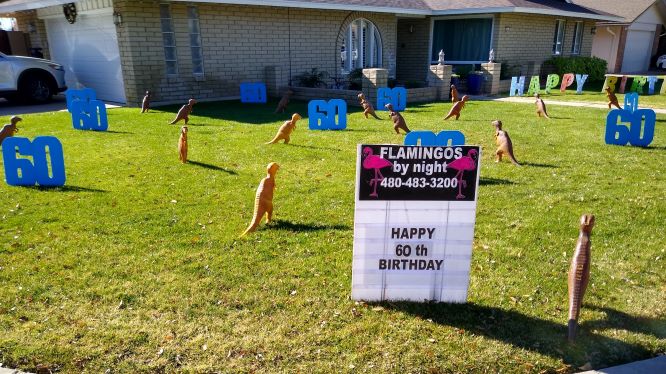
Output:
[
  {"xmin": 172, "ymin": 0, "xmax": 432, "ymax": 15},
  {"xmin": 430, "ymin": 7, "xmax": 623, "ymax": 22}
]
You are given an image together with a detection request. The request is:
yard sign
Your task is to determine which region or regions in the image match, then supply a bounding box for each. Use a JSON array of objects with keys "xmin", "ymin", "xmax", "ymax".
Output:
[{"xmin": 352, "ymin": 144, "xmax": 480, "ymax": 303}]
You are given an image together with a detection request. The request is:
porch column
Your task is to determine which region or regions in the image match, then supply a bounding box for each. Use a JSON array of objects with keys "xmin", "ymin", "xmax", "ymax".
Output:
[
  {"xmin": 264, "ymin": 66, "xmax": 282, "ymax": 98},
  {"xmin": 481, "ymin": 63, "xmax": 501, "ymax": 95},
  {"xmin": 362, "ymin": 68, "xmax": 388, "ymax": 108},
  {"xmin": 427, "ymin": 64, "xmax": 453, "ymax": 100}
]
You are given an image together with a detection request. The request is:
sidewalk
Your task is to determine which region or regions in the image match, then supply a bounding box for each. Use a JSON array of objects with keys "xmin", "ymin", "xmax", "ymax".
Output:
[
  {"xmin": 486, "ymin": 96, "xmax": 666, "ymax": 114},
  {"xmin": 579, "ymin": 355, "xmax": 666, "ymax": 373}
]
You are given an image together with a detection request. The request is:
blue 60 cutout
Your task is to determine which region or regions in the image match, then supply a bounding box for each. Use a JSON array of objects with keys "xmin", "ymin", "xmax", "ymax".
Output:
[
  {"xmin": 66, "ymin": 88, "xmax": 108, "ymax": 131},
  {"xmin": 404, "ymin": 131, "xmax": 466, "ymax": 146},
  {"xmin": 308, "ymin": 99, "xmax": 347, "ymax": 130},
  {"xmin": 2, "ymin": 136, "xmax": 66, "ymax": 187},
  {"xmin": 240, "ymin": 82, "xmax": 267, "ymax": 103},
  {"xmin": 377, "ymin": 87, "xmax": 407, "ymax": 111},
  {"xmin": 605, "ymin": 93, "xmax": 655, "ymax": 147}
]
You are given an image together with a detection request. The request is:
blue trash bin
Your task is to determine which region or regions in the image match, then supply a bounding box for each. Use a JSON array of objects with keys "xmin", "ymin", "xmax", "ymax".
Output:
[{"xmin": 467, "ymin": 73, "xmax": 483, "ymax": 95}]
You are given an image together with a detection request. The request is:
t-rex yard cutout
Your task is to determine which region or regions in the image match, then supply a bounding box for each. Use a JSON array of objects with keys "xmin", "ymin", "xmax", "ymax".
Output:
[
  {"xmin": 385, "ymin": 103, "xmax": 410, "ymax": 134},
  {"xmin": 274, "ymin": 89, "xmax": 293, "ymax": 113},
  {"xmin": 266, "ymin": 113, "xmax": 301, "ymax": 144},
  {"xmin": 535, "ymin": 93, "xmax": 550, "ymax": 119},
  {"xmin": 492, "ymin": 120, "xmax": 520, "ymax": 166},
  {"xmin": 0, "ymin": 116, "xmax": 22, "ymax": 146},
  {"xmin": 178, "ymin": 126, "xmax": 188, "ymax": 164},
  {"xmin": 241, "ymin": 162, "xmax": 280, "ymax": 236},
  {"xmin": 170, "ymin": 99, "xmax": 196, "ymax": 125},
  {"xmin": 444, "ymin": 95, "xmax": 469, "ymax": 120},
  {"xmin": 358, "ymin": 93, "xmax": 381, "ymax": 120}
]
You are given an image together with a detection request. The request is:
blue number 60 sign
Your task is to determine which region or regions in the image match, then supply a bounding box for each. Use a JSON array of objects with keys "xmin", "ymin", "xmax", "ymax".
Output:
[
  {"xmin": 378, "ymin": 87, "xmax": 407, "ymax": 111},
  {"xmin": 605, "ymin": 93, "xmax": 655, "ymax": 147},
  {"xmin": 2, "ymin": 136, "xmax": 66, "ymax": 187},
  {"xmin": 66, "ymin": 88, "xmax": 108, "ymax": 131},
  {"xmin": 308, "ymin": 99, "xmax": 347, "ymax": 130}
]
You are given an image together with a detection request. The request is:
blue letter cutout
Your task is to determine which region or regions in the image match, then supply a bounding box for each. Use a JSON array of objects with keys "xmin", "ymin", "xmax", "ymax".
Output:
[
  {"xmin": 66, "ymin": 88, "xmax": 108, "ymax": 131},
  {"xmin": 605, "ymin": 93, "xmax": 655, "ymax": 147},
  {"xmin": 377, "ymin": 87, "xmax": 407, "ymax": 111},
  {"xmin": 509, "ymin": 76, "xmax": 525, "ymax": 97},
  {"xmin": 405, "ymin": 130, "xmax": 465, "ymax": 146},
  {"xmin": 575, "ymin": 74, "xmax": 588, "ymax": 94},
  {"xmin": 240, "ymin": 82, "xmax": 267, "ymax": 103},
  {"xmin": 308, "ymin": 99, "xmax": 347, "ymax": 130},
  {"xmin": 2, "ymin": 136, "xmax": 66, "ymax": 187}
]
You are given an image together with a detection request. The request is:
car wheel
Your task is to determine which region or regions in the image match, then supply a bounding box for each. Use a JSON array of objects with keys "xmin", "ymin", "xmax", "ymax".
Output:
[{"xmin": 19, "ymin": 76, "xmax": 52, "ymax": 103}]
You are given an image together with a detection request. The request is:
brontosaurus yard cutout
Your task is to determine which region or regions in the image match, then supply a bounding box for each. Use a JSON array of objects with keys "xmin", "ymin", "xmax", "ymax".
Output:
[
  {"xmin": 605, "ymin": 93, "xmax": 656, "ymax": 147},
  {"xmin": 2, "ymin": 136, "xmax": 65, "ymax": 186},
  {"xmin": 308, "ymin": 99, "xmax": 347, "ymax": 130}
]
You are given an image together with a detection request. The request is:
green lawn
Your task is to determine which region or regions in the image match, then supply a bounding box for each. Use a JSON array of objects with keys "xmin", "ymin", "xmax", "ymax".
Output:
[
  {"xmin": 0, "ymin": 99, "xmax": 664, "ymax": 373},
  {"xmin": 514, "ymin": 89, "xmax": 666, "ymax": 109}
]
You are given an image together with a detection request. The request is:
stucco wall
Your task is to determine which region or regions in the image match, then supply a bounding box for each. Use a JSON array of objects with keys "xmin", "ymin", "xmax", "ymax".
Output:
[{"xmin": 114, "ymin": 0, "xmax": 397, "ymax": 106}]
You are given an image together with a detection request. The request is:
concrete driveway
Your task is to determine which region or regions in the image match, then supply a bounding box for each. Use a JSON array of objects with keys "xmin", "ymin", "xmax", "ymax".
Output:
[{"xmin": 0, "ymin": 95, "xmax": 122, "ymax": 117}]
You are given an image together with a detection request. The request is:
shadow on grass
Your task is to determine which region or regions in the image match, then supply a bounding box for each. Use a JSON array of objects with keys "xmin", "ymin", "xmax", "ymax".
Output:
[
  {"xmin": 271, "ymin": 219, "xmax": 350, "ymax": 232},
  {"xmin": 29, "ymin": 185, "xmax": 107, "ymax": 193},
  {"xmin": 97, "ymin": 130, "xmax": 133, "ymax": 134},
  {"xmin": 188, "ymin": 160, "xmax": 238, "ymax": 174},
  {"xmin": 582, "ymin": 305, "xmax": 666, "ymax": 340},
  {"xmin": 522, "ymin": 162, "xmax": 558, "ymax": 168},
  {"xmin": 637, "ymin": 145, "xmax": 666, "ymax": 151},
  {"xmin": 479, "ymin": 177, "xmax": 515, "ymax": 186},
  {"xmin": 388, "ymin": 302, "xmax": 654, "ymax": 367},
  {"xmin": 288, "ymin": 143, "xmax": 342, "ymax": 151}
]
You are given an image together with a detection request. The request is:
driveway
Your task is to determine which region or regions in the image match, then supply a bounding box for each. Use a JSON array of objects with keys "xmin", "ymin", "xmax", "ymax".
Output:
[{"xmin": 0, "ymin": 95, "xmax": 123, "ymax": 117}]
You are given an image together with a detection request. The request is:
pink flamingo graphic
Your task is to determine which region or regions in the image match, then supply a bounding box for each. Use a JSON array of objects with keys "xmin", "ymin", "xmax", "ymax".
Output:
[
  {"xmin": 362, "ymin": 146, "xmax": 393, "ymax": 197},
  {"xmin": 448, "ymin": 149, "xmax": 478, "ymax": 199}
]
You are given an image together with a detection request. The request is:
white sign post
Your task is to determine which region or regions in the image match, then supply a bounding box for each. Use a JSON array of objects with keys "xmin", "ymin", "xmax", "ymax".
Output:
[{"xmin": 352, "ymin": 144, "xmax": 481, "ymax": 303}]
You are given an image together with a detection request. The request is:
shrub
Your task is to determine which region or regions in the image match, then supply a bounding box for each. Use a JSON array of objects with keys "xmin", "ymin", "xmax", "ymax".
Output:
[
  {"xmin": 347, "ymin": 68, "xmax": 363, "ymax": 90},
  {"xmin": 294, "ymin": 68, "xmax": 329, "ymax": 88},
  {"xmin": 544, "ymin": 56, "xmax": 607, "ymax": 82}
]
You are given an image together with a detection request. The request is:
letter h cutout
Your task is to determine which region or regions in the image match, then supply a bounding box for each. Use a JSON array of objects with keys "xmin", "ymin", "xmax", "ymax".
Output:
[
  {"xmin": 308, "ymin": 99, "xmax": 347, "ymax": 130},
  {"xmin": 66, "ymin": 88, "xmax": 108, "ymax": 131}
]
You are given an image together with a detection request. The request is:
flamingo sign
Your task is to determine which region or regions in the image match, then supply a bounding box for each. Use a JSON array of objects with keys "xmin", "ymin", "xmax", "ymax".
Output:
[{"xmin": 352, "ymin": 144, "xmax": 481, "ymax": 303}]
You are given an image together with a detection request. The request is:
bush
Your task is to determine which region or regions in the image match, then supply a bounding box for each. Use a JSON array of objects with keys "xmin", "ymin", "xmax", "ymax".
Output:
[
  {"xmin": 347, "ymin": 68, "xmax": 363, "ymax": 90},
  {"xmin": 544, "ymin": 56, "xmax": 607, "ymax": 82},
  {"xmin": 294, "ymin": 68, "xmax": 329, "ymax": 88}
]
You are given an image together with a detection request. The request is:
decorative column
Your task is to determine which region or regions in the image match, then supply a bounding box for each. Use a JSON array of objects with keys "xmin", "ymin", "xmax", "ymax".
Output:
[
  {"xmin": 362, "ymin": 68, "xmax": 388, "ymax": 108},
  {"xmin": 481, "ymin": 62, "xmax": 501, "ymax": 95},
  {"xmin": 427, "ymin": 64, "xmax": 453, "ymax": 100}
]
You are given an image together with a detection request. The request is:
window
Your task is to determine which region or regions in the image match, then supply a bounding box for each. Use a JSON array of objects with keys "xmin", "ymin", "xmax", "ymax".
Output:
[
  {"xmin": 340, "ymin": 18, "xmax": 382, "ymax": 72},
  {"xmin": 553, "ymin": 20, "xmax": 565, "ymax": 55},
  {"xmin": 571, "ymin": 21, "xmax": 583, "ymax": 55},
  {"xmin": 160, "ymin": 4, "xmax": 177, "ymax": 75},
  {"xmin": 431, "ymin": 18, "xmax": 493, "ymax": 63},
  {"xmin": 187, "ymin": 6, "xmax": 204, "ymax": 75}
]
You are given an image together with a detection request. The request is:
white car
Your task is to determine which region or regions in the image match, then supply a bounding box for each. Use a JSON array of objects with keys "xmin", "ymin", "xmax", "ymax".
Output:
[
  {"xmin": 0, "ymin": 52, "xmax": 67, "ymax": 103},
  {"xmin": 657, "ymin": 55, "xmax": 666, "ymax": 69}
]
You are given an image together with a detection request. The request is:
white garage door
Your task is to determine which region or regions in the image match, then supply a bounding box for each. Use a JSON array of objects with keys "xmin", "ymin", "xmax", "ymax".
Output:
[
  {"xmin": 622, "ymin": 30, "xmax": 654, "ymax": 73},
  {"xmin": 45, "ymin": 11, "xmax": 126, "ymax": 103}
]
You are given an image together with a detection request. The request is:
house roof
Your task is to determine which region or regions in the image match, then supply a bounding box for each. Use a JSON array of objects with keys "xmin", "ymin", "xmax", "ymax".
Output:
[
  {"xmin": 573, "ymin": 0, "xmax": 656, "ymax": 23},
  {"xmin": 0, "ymin": 0, "xmax": 622, "ymax": 21}
]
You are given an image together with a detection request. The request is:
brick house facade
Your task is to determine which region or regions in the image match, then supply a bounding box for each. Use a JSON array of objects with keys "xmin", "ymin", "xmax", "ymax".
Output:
[{"xmin": 0, "ymin": 0, "xmax": 618, "ymax": 106}]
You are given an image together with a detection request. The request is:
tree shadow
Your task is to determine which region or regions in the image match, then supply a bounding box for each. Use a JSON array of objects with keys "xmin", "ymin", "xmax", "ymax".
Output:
[
  {"xmin": 479, "ymin": 177, "xmax": 514, "ymax": 186},
  {"xmin": 29, "ymin": 185, "xmax": 107, "ymax": 193},
  {"xmin": 387, "ymin": 302, "xmax": 654, "ymax": 367},
  {"xmin": 288, "ymin": 144, "xmax": 342, "ymax": 151},
  {"xmin": 188, "ymin": 160, "xmax": 237, "ymax": 174},
  {"xmin": 581, "ymin": 305, "xmax": 666, "ymax": 340},
  {"xmin": 521, "ymin": 162, "xmax": 558, "ymax": 168},
  {"xmin": 271, "ymin": 219, "xmax": 350, "ymax": 232},
  {"xmin": 101, "ymin": 130, "xmax": 133, "ymax": 134}
]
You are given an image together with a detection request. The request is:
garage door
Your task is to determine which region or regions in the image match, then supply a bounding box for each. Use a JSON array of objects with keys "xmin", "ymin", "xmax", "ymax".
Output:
[
  {"xmin": 622, "ymin": 30, "xmax": 654, "ymax": 73},
  {"xmin": 45, "ymin": 11, "xmax": 126, "ymax": 103}
]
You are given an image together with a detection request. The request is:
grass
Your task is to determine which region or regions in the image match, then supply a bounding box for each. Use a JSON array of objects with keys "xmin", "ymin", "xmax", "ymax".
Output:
[
  {"xmin": 0, "ymin": 98, "xmax": 664, "ymax": 373},
  {"xmin": 537, "ymin": 90, "xmax": 666, "ymax": 109}
]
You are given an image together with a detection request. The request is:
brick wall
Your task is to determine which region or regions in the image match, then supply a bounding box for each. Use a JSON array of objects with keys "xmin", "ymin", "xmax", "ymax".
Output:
[
  {"xmin": 114, "ymin": 1, "xmax": 397, "ymax": 106},
  {"xmin": 494, "ymin": 13, "xmax": 596, "ymax": 76},
  {"xmin": 1, "ymin": 10, "xmax": 50, "ymax": 59},
  {"xmin": 396, "ymin": 18, "xmax": 430, "ymax": 84}
]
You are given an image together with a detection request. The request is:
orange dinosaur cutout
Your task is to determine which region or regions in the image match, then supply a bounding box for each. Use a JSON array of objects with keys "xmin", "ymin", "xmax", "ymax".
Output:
[
  {"xmin": 450, "ymin": 84, "xmax": 460, "ymax": 102},
  {"xmin": 568, "ymin": 214, "xmax": 594, "ymax": 343},
  {"xmin": 492, "ymin": 120, "xmax": 520, "ymax": 166},
  {"xmin": 385, "ymin": 103, "xmax": 410, "ymax": 134},
  {"xmin": 141, "ymin": 90, "xmax": 151, "ymax": 113},
  {"xmin": 358, "ymin": 92, "xmax": 381, "ymax": 119},
  {"xmin": 274, "ymin": 89, "xmax": 293, "ymax": 113},
  {"xmin": 266, "ymin": 113, "xmax": 301, "ymax": 144},
  {"xmin": 169, "ymin": 99, "xmax": 196, "ymax": 125},
  {"xmin": 535, "ymin": 93, "xmax": 550, "ymax": 119},
  {"xmin": 605, "ymin": 87, "xmax": 622, "ymax": 110},
  {"xmin": 0, "ymin": 116, "xmax": 22, "ymax": 146},
  {"xmin": 241, "ymin": 162, "xmax": 280, "ymax": 236},
  {"xmin": 444, "ymin": 95, "xmax": 469, "ymax": 120},
  {"xmin": 178, "ymin": 126, "xmax": 188, "ymax": 163}
]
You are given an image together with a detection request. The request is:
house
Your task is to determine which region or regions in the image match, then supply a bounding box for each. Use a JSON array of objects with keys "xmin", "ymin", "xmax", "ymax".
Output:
[
  {"xmin": 0, "ymin": 0, "xmax": 619, "ymax": 105},
  {"xmin": 575, "ymin": 0, "xmax": 666, "ymax": 73}
]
